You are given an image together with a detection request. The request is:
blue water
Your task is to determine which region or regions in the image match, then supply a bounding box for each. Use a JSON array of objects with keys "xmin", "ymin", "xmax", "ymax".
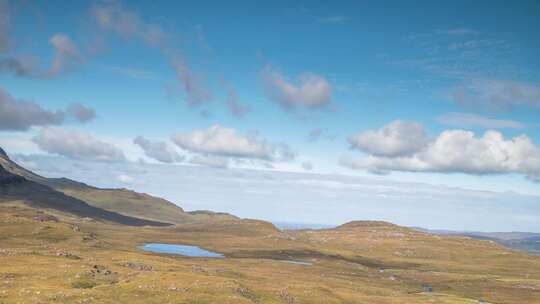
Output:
[{"xmin": 140, "ymin": 243, "xmax": 224, "ymax": 258}]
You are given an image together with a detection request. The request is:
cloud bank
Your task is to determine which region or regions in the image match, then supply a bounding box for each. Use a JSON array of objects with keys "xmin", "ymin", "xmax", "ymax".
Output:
[
  {"xmin": 348, "ymin": 121, "xmax": 429, "ymax": 157},
  {"xmin": 172, "ymin": 125, "xmax": 295, "ymax": 164},
  {"xmin": 343, "ymin": 121, "xmax": 540, "ymax": 181},
  {"xmin": 32, "ymin": 127, "xmax": 125, "ymax": 162},
  {"xmin": 16, "ymin": 154, "xmax": 540, "ymax": 232},
  {"xmin": 133, "ymin": 136, "xmax": 183, "ymax": 163}
]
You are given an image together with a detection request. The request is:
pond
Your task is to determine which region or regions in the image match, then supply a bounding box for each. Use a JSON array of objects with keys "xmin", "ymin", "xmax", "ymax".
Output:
[{"xmin": 140, "ymin": 243, "xmax": 224, "ymax": 258}]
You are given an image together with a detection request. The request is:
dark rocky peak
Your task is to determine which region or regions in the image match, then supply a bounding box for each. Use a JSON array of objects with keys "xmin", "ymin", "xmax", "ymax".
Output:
[{"xmin": 0, "ymin": 147, "xmax": 8, "ymax": 160}]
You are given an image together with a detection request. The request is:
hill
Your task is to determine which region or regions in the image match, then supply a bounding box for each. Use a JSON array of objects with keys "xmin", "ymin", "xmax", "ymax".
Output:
[
  {"xmin": 0, "ymin": 161, "xmax": 167, "ymax": 226},
  {"xmin": 417, "ymin": 227, "xmax": 540, "ymax": 255},
  {"xmin": 0, "ymin": 147, "xmax": 237, "ymax": 224}
]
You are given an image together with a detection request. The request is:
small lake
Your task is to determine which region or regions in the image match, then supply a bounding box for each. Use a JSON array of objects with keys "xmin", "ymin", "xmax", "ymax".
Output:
[{"xmin": 141, "ymin": 243, "xmax": 224, "ymax": 258}]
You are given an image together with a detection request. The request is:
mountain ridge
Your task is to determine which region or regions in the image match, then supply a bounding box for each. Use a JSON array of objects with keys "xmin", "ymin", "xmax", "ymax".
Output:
[{"xmin": 0, "ymin": 147, "xmax": 238, "ymax": 225}]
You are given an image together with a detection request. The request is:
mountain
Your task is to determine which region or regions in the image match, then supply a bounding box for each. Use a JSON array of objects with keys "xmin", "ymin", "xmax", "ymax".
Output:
[
  {"xmin": 416, "ymin": 227, "xmax": 540, "ymax": 254},
  {"xmin": 0, "ymin": 147, "xmax": 237, "ymax": 225},
  {"xmin": 0, "ymin": 157, "xmax": 167, "ymax": 226}
]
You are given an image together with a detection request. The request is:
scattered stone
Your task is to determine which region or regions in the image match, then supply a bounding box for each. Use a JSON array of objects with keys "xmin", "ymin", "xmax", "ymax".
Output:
[
  {"xmin": 234, "ymin": 286, "xmax": 259, "ymax": 302},
  {"xmin": 33, "ymin": 214, "xmax": 58, "ymax": 222},
  {"xmin": 82, "ymin": 233, "xmax": 97, "ymax": 242},
  {"xmin": 120, "ymin": 262, "xmax": 153, "ymax": 271},
  {"xmin": 56, "ymin": 251, "xmax": 81, "ymax": 260},
  {"xmin": 90, "ymin": 265, "xmax": 112, "ymax": 275},
  {"xmin": 278, "ymin": 288, "xmax": 296, "ymax": 304}
]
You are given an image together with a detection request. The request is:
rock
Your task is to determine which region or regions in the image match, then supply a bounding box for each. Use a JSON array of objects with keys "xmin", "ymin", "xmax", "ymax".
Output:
[
  {"xmin": 56, "ymin": 251, "xmax": 81, "ymax": 259},
  {"xmin": 120, "ymin": 262, "xmax": 153, "ymax": 271},
  {"xmin": 33, "ymin": 214, "xmax": 59, "ymax": 222}
]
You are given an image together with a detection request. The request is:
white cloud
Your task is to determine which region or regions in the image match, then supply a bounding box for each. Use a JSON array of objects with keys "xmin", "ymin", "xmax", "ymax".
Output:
[
  {"xmin": 452, "ymin": 79, "xmax": 540, "ymax": 110},
  {"xmin": 32, "ymin": 127, "xmax": 126, "ymax": 162},
  {"xmin": 117, "ymin": 174, "xmax": 135, "ymax": 184},
  {"xmin": 133, "ymin": 136, "xmax": 183, "ymax": 163},
  {"xmin": 172, "ymin": 125, "xmax": 295, "ymax": 161},
  {"xmin": 262, "ymin": 66, "xmax": 332, "ymax": 111},
  {"xmin": 437, "ymin": 112, "xmax": 524, "ymax": 129},
  {"xmin": 348, "ymin": 120, "xmax": 429, "ymax": 157},
  {"xmin": 189, "ymin": 155, "xmax": 229, "ymax": 168},
  {"xmin": 343, "ymin": 123, "xmax": 540, "ymax": 181}
]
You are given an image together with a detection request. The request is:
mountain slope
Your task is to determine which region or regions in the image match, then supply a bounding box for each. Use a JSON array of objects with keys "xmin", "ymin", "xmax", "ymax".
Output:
[
  {"xmin": 0, "ymin": 162, "xmax": 168, "ymax": 226},
  {"xmin": 416, "ymin": 227, "xmax": 540, "ymax": 254},
  {"xmin": 0, "ymin": 147, "xmax": 237, "ymax": 224}
]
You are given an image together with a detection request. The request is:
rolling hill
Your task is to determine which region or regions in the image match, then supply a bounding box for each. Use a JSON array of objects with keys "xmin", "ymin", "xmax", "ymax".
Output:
[{"xmin": 0, "ymin": 147, "xmax": 237, "ymax": 224}]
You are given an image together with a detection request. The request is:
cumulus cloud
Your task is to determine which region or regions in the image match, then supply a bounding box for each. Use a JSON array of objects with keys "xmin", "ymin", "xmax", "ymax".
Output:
[
  {"xmin": 452, "ymin": 79, "xmax": 540, "ymax": 110},
  {"xmin": 133, "ymin": 136, "xmax": 183, "ymax": 163},
  {"xmin": 437, "ymin": 112, "xmax": 524, "ymax": 129},
  {"xmin": 348, "ymin": 121, "xmax": 429, "ymax": 157},
  {"xmin": 172, "ymin": 125, "xmax": 295, "ymax": 163},
  {"xmin": 67, "ymin": 103, "xmax": 96, "ymax": 123},
  {"xmin": 342, "ymin": 122, "xmax": 540, "ymax": 181},
  {"xmin": 262, "ymin": 66, "xmax": 332, "ymax": 111},
  {"xmin": 32, "ymin": 127, "xmax": 126, "ymax": 162},
  {"xmin": 189, "ymin": 155, "xmax": 229, "ymax": 168}
]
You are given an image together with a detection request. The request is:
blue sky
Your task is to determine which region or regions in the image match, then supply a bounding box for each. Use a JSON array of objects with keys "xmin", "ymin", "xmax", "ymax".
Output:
[{"xmin": 1, "ymin": 1, "xmax": 540, "ymax": 230}]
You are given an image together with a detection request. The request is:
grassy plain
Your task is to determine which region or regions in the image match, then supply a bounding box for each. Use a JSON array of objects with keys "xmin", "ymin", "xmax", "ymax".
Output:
[{"xmin": 1, "ymin": 202, "xmax": 539, "ymax": 304}]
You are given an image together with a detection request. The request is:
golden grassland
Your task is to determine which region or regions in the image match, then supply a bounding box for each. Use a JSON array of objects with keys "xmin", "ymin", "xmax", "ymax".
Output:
[{"xmin": 1, "ymin": 202, "xmax": 539, "ymax": 304}]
